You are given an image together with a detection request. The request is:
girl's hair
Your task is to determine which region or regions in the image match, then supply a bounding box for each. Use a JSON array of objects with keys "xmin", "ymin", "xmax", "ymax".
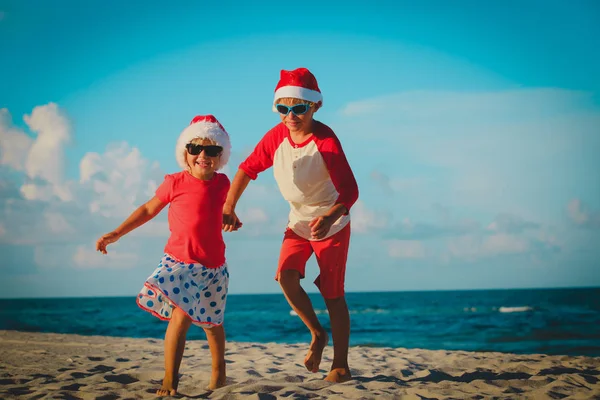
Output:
[{"xmin": 189, "ymin": 137, "xmax": 217, "ymax": 145}]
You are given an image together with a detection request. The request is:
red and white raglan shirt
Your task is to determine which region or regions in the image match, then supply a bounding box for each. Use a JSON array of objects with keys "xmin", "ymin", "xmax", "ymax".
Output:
[{"xmin": 240, "ymin": 122, "xmax": 359, "ymax": 240}]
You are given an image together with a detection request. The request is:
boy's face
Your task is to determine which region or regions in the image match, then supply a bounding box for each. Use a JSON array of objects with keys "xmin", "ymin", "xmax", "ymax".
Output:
[
  {"xmin": 185, "ymin": 138, "xmax": 221, "ymax": 178},
  {"xmin": 277, "ymin": 98, "xmax": 317, "ymax": 134}
]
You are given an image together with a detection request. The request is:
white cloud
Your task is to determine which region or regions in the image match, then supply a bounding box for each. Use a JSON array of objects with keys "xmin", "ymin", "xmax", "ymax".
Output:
[
  {"xmin": 387, "ymin": 240, "xmax": 426, "ymax": 259},
  {"xmin": 130, "ymin": 220, "xmax": 170, "ymax": 237},
  {"xmin": 567, "ymin": 199, "xmax": 600, "ymax": 228},
  {"xmin": 72, "ymin": 246, "xmax": 139, "ymax": 269},
  {"xmin": 337, "ymin": 89, "xmax": 600, "ymax": 222},
  {"xmin": 446, "ymin": 233, "xmax": 529, "ymax": 261},
  {"xmin": 242, "ymin": 207, "xmax": 269, "ymax": 224},
  {"xmin": 80, "ymin": 142, "xmax": 163, "ymax": 218},
  {"xmin": 0, "ymin": 109, "xmax": 33, "ymax": 171},
  {"xmin": 351, "ymin": 200, "xmax": 387, "ymax": 233},
  {"xmin": 1, "ymin": 104, "xmax": 74, "ymax": 202},
  {"xmin": 44, "ymin": 211, "xmax": 76, "ymax": 235},
  {"xmin": 340, "ymin": 89, "xmax": 592, "ymax": 119},
  {"xmin": 0, "ymin": 104, "xmax": 167, "ymax": 254},
  {"xmin": 486, "ymin": 213, "xmax": 539, "ymax": 234},
  {"xmin": 481, "ymin": 234, "xmax": 529, "ymax": 255},
  {"xmin": 23, "ymin": 103, "xmax": 71, "ymax": 185}
]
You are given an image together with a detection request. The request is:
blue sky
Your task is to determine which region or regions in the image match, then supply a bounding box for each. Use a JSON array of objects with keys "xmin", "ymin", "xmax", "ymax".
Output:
[{"xmin": 1, "ymin": 1, "xmax": 599, "ymax": 298}]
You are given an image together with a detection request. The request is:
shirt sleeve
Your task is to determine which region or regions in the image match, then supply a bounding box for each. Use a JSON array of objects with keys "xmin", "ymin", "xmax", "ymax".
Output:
[
  {"xmin": 319, "ymin": 136, "xmax": 359, "ymax": 213},
  {"xmin": 239, "ymin": 126, "xmax": 281, "ymax": 180},
  {"xmin": 155, "ymin": 174, "xmax": 174, "ymax": 204}
]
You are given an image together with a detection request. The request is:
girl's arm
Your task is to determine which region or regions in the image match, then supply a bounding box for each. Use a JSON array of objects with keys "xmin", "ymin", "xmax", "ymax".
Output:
[{"xmin": 96, "ymin": 196, "xmax": 167, "ymax": 254}]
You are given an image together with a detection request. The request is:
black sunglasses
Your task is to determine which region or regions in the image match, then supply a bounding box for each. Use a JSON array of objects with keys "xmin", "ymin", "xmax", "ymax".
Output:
[
  {"xmin": 186, "ymin": 143, "xmax": 223, "ymax": 157},
  {"xmin": 275, "ymin": 103, "xmax": 311, "ymax": 116}
]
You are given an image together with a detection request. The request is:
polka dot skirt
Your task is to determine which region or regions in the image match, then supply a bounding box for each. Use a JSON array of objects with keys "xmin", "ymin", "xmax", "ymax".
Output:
[{"xmin": 136, "ymin": 253, "xmax": 229, "ymax": 326}]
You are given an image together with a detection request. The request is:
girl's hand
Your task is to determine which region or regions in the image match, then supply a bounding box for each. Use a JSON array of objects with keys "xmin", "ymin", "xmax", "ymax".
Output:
[
  {"xmin": 309, "ymin": 215, "xmax": 335, "ymax": 240},
  {"xmin": 96, "ymin": 232, "xmax": 120, "ymax": 254},
  {"xmin": 222, "ymin": 205, "xmax": 242, "ymax": 232}
]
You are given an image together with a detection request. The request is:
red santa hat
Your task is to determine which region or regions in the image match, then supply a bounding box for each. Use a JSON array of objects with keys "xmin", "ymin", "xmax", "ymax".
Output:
[
  {"xmin": 175, "ymin": 115, "xmax": 231, "ymax": 171},
  {"xmin": 273, "ymin": 67, "xmax": 323, "ymax": 111}
]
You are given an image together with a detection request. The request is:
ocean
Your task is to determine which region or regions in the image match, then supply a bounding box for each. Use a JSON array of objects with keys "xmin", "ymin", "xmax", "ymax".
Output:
[{"xmin": 1, "ymin": 288, "xmax": 599, "ymax": 357}]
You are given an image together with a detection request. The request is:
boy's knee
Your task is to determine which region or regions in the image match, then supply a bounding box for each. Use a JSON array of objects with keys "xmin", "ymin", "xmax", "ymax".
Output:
[
  {"xmin": 324, "ymin": 296, "xmax": 346, "ymax": 306},
  {"xmin": 278, "ymin": 269, "xmax": 301, "ymax": 288}
]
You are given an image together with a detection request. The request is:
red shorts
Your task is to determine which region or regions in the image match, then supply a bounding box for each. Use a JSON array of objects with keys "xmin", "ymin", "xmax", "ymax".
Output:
[{"xmin": 276, "ymin": 223, "xmax": 351, "ymax": 299}]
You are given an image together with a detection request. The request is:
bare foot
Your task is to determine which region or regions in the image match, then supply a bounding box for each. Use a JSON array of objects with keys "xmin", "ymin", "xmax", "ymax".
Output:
[
  {"xmin": 324, "ymin": 367, "xmax": 352, "ymax": 383},
  {"xmin": 156, "ymin": 377, "xmax": 177, "ymax": 396},
  {"xmin": 304, "ymin": 330, "xmax": 329, "ymax": 373},
  {"xmin": 207, "ymin": 367, "xmax": 226, "ymax": 390}
]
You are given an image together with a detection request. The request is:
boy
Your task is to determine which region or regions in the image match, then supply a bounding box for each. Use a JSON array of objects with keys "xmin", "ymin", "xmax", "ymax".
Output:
[{"xmin": 223, "ymin": 68, "xmax": 358, "ymax": 383}]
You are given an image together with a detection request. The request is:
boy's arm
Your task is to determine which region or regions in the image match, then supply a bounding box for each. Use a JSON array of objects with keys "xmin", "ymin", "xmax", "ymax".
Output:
[
  {"xmin": 310, "ymin": 136, "xmax": 359, "ymax": 239},
  {"xmin": 222, "ymin": 127, "xmax": 281, "ymax": 232},
  {"xmin": 222, "ymin": 169, "xmax": 252, "ymax": 232},
  {"xmin": 320, "ymin": 136, "xmax": 359, "ymax": 213},
  {"xmin": 96, "ymin": 196, "xmax": 167, "ymax": 254},
  {"xmin": 308, "ymin": 203, "xmax": 348, "ymax": 240}
]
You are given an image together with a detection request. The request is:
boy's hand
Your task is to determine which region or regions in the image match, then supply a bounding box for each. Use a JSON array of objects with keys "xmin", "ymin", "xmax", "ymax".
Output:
[
  {"xmin": 96, "ymin": 231, "xmax": 120, "ymax": 254},
  {"xmin": 309, "ymin": 215, "xmax": 335, "ymax": 240},
  {"xmin": 223, "ymin": 205, "xmax": 242, "ymax": 232}
]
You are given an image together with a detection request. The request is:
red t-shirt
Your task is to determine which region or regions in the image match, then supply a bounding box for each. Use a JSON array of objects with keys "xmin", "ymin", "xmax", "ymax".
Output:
[{"xmin": 155, "ymin": 171, "xmax": 229, "ymax": 268}]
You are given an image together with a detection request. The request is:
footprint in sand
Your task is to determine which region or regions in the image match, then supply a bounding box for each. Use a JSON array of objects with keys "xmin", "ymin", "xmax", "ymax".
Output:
[
  {"xmin": 104, "ymin": 374, "xmax": 139, "ymax": 384},
  {"xmin": 6, "ymin": 387, "xmax": 34, "ymax": 396},
  {"xmin": 88, "ymin": 365, "xmax": 115, "ymax": 373},
  {"xmin": 95, "ymin": 394, "xmax": 120, "ymax": 400},
  {"xmin": 70, "ymin": 372, "xmax": 93, "ymax": 379},
  {"xmin": 87, "ymin": 356, "xmax": 105, "ymax": 362},
  {"xmin": 60, "ymin": 383, "xmax": 86, "ymax": 391}
]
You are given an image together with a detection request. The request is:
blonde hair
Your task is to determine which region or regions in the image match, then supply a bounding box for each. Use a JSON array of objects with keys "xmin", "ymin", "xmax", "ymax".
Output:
[
  {"xmin": 189, "ymin": 137, "xmax": 217, "ymax": 145},
  {"xmin": 275, "ymin": 97, "xmax": 317, "ymax": 109}
]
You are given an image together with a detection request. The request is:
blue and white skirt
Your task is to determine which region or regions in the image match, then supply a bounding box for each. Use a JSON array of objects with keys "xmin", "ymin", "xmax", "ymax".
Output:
[{"xmin": 136, "ymin": 253, "xmax": 229, "ymax": 326}]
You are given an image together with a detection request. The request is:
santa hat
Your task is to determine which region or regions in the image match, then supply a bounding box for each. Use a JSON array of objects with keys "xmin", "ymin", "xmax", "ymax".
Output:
[
  {"xmin": 273, "ymin": 68, "xmax": 323, "ymax": 111},
  {"xmin": 175, "ymin": 115, "xmax": 231, "ymax": 171}
]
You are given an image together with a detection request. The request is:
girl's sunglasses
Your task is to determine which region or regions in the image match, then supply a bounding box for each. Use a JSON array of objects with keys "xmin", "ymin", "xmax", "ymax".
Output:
[
  {"xmin": 186, "ymin": 143, "xmax": 223, "ymax": 157},
  {"xmin": 275, "ymin": 103, "xmax": 311, "ymax": 116}
]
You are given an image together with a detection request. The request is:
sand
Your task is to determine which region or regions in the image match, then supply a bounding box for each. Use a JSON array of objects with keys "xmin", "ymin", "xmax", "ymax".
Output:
[{"xmin": 1, "ymin": 330, "xmax": 599, "ymax": 399}]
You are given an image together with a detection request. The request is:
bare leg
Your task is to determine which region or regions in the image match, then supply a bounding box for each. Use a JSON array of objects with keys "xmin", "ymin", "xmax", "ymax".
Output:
[
  {"xmin": 324, "ymin": 296, "xmax": 352, "ymax": 383},
  {"xmin": 158, "ymin": 307, "xmax": 192, "ymax": 396},
  {"xmin": 202, "ymin": 324, "xmax": 227, "ymax": 390},
  {"xmin": 279, "ymin": 270, "xmax": 329, "ymax": 373}
]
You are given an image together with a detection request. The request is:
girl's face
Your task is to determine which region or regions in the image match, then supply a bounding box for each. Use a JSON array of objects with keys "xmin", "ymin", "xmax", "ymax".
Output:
[
  {"xmin": 277, "ymin": 98, "xmax": 318, "ymax": 134},
  {"xmin": 185, "ymin": 138, "xmax": 222, "ymax": 180}
]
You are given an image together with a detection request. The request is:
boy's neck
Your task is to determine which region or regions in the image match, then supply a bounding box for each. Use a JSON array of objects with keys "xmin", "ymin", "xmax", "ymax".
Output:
[{"xmin": 288, "ymin": 120, "xmax": 316, "ymax": 142}]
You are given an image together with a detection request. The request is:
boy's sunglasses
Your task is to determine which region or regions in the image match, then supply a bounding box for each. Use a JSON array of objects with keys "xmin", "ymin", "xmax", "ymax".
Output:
[
  {"xmin": 186, "ymin": 143, "xmax": 223, "ymax": 157},
  {"xmin": 275, "ymin": 103, "xmax": 311, "ymax": 116}
]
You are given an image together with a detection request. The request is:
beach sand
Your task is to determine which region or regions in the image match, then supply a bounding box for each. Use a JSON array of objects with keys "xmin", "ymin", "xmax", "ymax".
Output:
[{"xmin": 1, "ymin": 330, "xmax": 599, "ymax": 399}]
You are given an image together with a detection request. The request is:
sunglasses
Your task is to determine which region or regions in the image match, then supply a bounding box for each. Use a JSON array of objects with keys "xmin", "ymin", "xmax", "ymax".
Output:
[
  {"xmin": 275, "ymin": 103, "xmax": 311, "ymax": 116},
  {"xmin": 186, "ymin": 143, "xmax": 223, "ymax": 157}
]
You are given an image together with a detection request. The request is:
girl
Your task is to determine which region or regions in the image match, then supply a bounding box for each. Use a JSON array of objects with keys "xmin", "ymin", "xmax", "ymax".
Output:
[{"xmin": 96, "ymin": 115, "xmax": 233, "ymax": 395}]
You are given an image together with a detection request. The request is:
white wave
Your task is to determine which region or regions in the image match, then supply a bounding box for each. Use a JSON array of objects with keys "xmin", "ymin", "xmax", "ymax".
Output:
[
  {"xmin": 289, "ymin": 309, "xmax": 328, "ymax": 316},
  {"xmin": 290, "ymin": 308, "xmax": 388, "ymax": 317},
  {"xmin": 499, "ymin": 306, "xmax": 533, "ymax": 313}
]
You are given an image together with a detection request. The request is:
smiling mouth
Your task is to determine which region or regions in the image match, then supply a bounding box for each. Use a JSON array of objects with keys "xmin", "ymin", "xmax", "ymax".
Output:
[{"xmin": 195, "ymin": 160, "xmax": 211, "ymax": 167}]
